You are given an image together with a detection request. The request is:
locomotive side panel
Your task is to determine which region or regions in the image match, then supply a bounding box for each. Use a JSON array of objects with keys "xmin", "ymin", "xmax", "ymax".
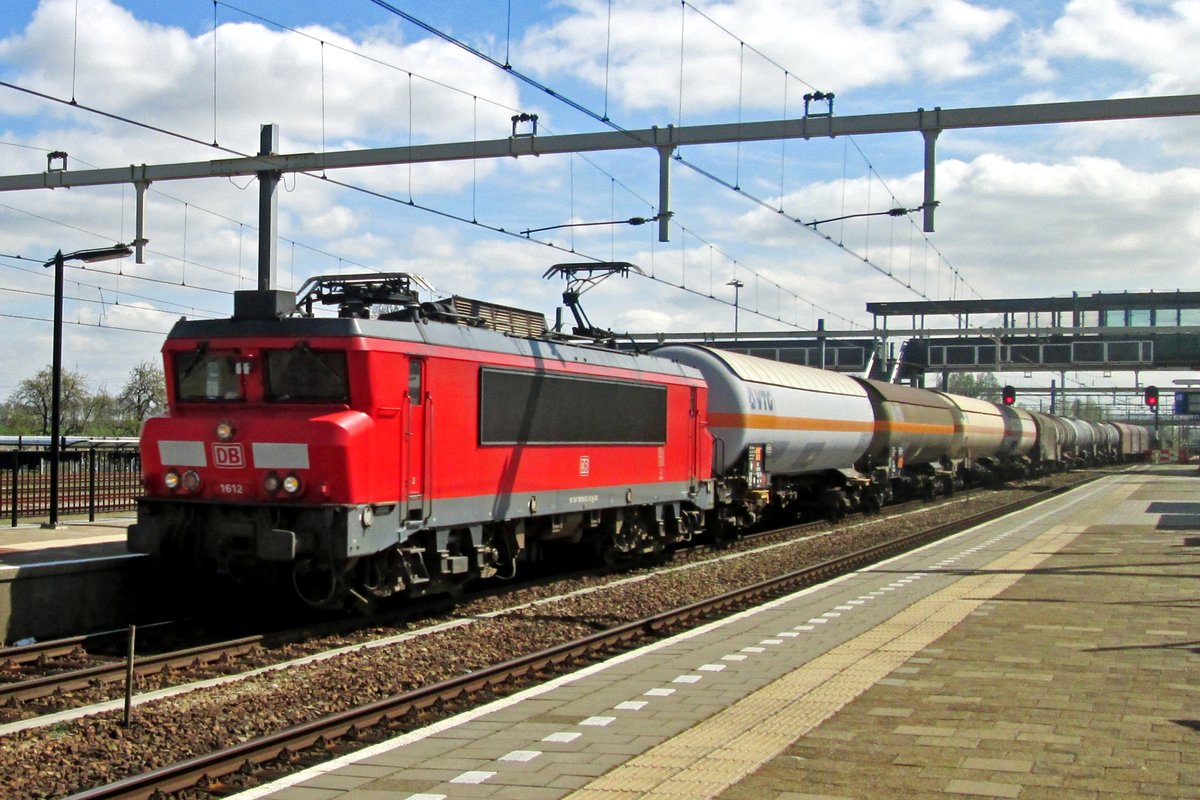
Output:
[{"xmin": 410, "ymin": 343, "xmax": 710, "ymax": 527}]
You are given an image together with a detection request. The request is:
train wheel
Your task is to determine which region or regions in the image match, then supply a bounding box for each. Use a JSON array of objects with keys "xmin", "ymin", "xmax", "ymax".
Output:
[
  {"xmin": 292, "ymin": 557, "xmax": 340, "ymax": 610},
  {"xmin": 601, "ymin": 514, "xmax": 643, "ymax": 567},
  {"xmin": 356, "ymin": 550, "xmax": 401, "ymax": 600}
]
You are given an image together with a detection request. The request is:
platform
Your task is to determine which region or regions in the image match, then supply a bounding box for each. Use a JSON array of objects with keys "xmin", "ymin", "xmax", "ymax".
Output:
[
  {"xmin": 0, "ymin": 516, "xmax": 132, "ymax": 567},
  {"xmin": 232, "ymin": 467, "xmax": 1196, "ymax": 800},
  {"xmin": 0, "ymin": 516, "xmax": 142, "ymax": 644}
]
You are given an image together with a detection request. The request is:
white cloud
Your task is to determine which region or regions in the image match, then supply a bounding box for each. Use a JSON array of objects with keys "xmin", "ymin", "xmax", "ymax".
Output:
[
  {"xmin": 519, "ymin": 0, "xmax": 1013, "ymax": 115},
  {"xmin": 1029, "ymin": 0, "xmax": 1200, "ymax": 94}
]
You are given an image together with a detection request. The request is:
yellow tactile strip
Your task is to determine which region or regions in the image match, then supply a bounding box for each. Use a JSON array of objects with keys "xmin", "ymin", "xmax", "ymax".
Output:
[{"xmin": 564, "ymin": 489, "xmax": 1126, "ymax": 798}]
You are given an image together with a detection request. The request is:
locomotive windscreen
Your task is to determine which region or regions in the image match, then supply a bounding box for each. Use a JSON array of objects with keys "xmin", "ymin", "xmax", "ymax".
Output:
[
  {"xmin": 174, "ymin": 350, "xmax": 244, "ymax": 402},
  {"xmin": 479, "ymin": 368, "xmax": 667, "ymax": 445},
  {"xmin": 264, "ymin": 348, "xmax": 349, "ymax": 403}
]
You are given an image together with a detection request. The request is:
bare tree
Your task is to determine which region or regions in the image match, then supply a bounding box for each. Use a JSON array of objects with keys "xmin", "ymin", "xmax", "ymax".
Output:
[
  {"xmin": 118, "ymin": 361, "xmax": 166, "ymax": 430},
  {"xmin": 5, "ymin": 367, "xmax": 91, "ymax": 435}
]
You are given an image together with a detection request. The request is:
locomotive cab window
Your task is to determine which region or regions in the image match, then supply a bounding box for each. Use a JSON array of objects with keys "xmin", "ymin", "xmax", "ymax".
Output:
[
  {"xmin": 264, "ymin": 347, "xmax": 349, "ymax": 403},
  {"xmin": 175, "ymin": 350, "xmax": 245, "ymax": 402}
]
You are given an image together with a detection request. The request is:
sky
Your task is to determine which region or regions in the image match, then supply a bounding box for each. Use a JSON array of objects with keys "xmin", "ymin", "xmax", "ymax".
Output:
[{"xmin": 0, "ymin": 0, "xmax": 1198, "ymax": 403}]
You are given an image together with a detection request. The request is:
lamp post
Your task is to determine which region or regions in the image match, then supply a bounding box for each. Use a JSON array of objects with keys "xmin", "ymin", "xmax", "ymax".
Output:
[
  {"xmin": 41, "ymin": 244, "xmax": 133, "ymax": 528},
  {"xmin": 726, "ymin": 279, "xmax": 744, "ymax": 337}
]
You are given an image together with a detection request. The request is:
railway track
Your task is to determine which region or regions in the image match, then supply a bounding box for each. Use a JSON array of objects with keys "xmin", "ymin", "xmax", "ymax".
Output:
[
  {"xmin": 55, "ymin": 473, "xmax": 1100, "ymax": 800},
  {"xmin": 0, "ymin": 636, "xmax": 264, "ymax": 705},
  {"xmin": 0, "ymin": 482, "xmax": 977, "ymax": 710}
]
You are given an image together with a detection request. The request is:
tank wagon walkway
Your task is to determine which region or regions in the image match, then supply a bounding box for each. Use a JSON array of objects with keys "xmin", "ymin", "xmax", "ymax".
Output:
[{"xmin": 234, "ymin": 467, "xmax": 1197, "ymax": 800}]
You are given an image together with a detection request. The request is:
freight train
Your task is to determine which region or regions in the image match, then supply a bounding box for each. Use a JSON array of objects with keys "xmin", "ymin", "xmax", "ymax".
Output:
[{"xmin": 127, "ymin": 272, "xmax": 1148, "ymax": 610}]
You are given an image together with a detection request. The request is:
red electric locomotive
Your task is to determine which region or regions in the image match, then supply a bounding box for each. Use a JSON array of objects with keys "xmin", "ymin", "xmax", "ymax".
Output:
[{"xmin": 129, "ymin": 273, "xmax": 714, "ymax": 609}]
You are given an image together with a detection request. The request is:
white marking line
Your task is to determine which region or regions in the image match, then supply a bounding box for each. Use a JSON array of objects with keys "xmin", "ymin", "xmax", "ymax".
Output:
[
  {"xmin": 673, "ymin": 674, "xmax": 703, "ymax": 684},
  {"xmin": 0, "ymin": 553, "xmax": 137, "ymax": 572},
  {"xmin": 821, "ymin": 612, "xmax": 841, "ymax": 618},
  {"xmin": 543, "ymin": 731, "xmax": 582, "ymax": 743},
  {"xmin": 807, "ymin": 618, "xmax": 829, "ymax": 624},
  {"xmin": 450, "ymin": 771, "xmax": 495, "ymax": 784},
  {"xmin": 760, "ymin": 638, "xmax": 785, "ymax": 645},
  {"xmin": 722, "ymin": 653, "xmax": 748, "ymax": 661},
  {"xmin": 846, "ymin": 599, "xmax": 867, "ymax": 605},
  {"xmin": 775, "ymin": 631, "xmax": 799, "ymax": 638},
  {"xmin": 644, "ymin": 688, "xmax": 675, "ymax": 697},
  {"xmin": 615, "ymin": 700, "xmax": 648, "ymax": 711},
  {"xmin": 499, "ymin": 750, "xmax": 541, "ymax": 762},
  {"xmin": 793, "ymin": 625, "xmax": 815, "ymax": 631},
  {"xmin": 580, "ymin": 716, "xmax": 616, "ymax": 726},
  {"xmin": 698, "ymin": 663, "xmax": 726, "ymax": 672},
  {"xmin": 404, "ymin": 794, "xmax": 446, "ymax": 800},
  {"xmin": 742, "ymin": 646, "xmax": 767, "ymax": 652},
  {"xmin": 834, "ymin": 605, "xmax": 854, "ymax": 611}
]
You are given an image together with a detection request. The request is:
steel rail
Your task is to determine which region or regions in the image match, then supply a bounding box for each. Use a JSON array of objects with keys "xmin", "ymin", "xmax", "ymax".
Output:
[
  {"xmin": 0, "ymin": 622, "xmax": 180, "ymax": 669},
  {"xmin": 62, "ymin": 476, "xmax": 1097, "ymax": 800},
  {"xmin": 0, "ymin": 636, "xmax": 263, "ymax": 704}
]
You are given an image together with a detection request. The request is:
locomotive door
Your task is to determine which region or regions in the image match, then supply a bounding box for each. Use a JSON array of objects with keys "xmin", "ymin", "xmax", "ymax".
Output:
[
  {"xmin": 403, "ymin": 358, "xmax": 429, "ymax": 523},
  {"xmin": 689, "ymin": 387, "xmax": 701, "ymax": 487}
]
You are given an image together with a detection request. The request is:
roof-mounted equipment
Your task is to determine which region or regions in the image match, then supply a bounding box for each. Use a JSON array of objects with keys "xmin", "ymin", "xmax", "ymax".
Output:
[{"xmin": 543, "ymin": 261, "xmax": 645, "ymax": 341}]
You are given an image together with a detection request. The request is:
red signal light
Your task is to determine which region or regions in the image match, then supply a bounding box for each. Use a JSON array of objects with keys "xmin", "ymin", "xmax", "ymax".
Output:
[
  {"xmin": 1144, "ymin": 386, "xmax": 1159, "ymax": 409},
  {"xmin": 1002, "ymin": 385, "xmax": 1016, "ymax": 406}
]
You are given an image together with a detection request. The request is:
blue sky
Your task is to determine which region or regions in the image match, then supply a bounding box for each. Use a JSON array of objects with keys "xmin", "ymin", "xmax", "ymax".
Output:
[{"xmin": 1, "ymin": 0, "xmax": 1198, "ymax": 401}]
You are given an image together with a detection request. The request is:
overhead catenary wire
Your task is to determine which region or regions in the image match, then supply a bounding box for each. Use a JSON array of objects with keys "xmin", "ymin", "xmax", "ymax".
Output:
[
  {"xmin": 4, "ymin": 3, "xmax": 936, "ymax": 334},
  {"xmin": 363, "ymin": 1, "xmax": 966, "ymax": 311}
]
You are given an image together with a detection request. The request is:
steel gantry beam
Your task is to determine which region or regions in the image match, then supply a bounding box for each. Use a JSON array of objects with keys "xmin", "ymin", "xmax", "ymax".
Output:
[{"xmin": 4, "ymin": 94, "xmax": 1199, "ymax": 285}]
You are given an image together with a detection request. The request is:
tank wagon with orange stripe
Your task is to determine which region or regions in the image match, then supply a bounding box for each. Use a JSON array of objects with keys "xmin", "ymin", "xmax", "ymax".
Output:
[
  {"xmin": 652, "ymin": 345, "xmax": 875, "ymax": 523},
  {"xmin": 850, "ymin": 378, "xmax": 960, "ymax": 503}
]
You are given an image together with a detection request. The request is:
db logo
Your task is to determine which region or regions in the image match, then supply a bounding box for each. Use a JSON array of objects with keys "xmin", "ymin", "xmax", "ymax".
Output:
[{"xmin": 212, "ymin": 443, "xmax": 246, "ymax": 469}]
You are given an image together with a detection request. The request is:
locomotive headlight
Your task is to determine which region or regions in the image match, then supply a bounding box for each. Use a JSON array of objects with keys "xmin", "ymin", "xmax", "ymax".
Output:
[
  {"xmin": 181, "ymin": 470, "xmax": 202, "ymax": 493},
  {"xmin": 282, "ymin": 473, "xmax": 302, "ymax": 495},
  {"xmin": 215, "ymin": 420, "xmax": 236, "ymax": 441},
  {"xmin": 163, "ymin": 470, "xmax": 181, "ymax": 490},
  {"xmin": 263, "ymin": 472, "xmax": 281, "ymax": 494},
  {"xmin": 360, "ymin": 506, "xmax": 374, "ymax": 528}
]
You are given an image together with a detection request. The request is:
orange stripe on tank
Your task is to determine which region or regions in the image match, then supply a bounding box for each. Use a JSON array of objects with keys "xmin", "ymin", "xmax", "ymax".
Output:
[
  {"xmin": 708, "ymin": 412, "xmax": 874, "ymax": 433},
  {"xmin": 873, "ymin": 420, "xmax": 957, "ymax": 435}
]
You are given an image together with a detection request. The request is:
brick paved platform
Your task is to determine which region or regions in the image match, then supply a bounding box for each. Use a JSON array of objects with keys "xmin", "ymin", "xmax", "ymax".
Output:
[
  {"xmin": 231, "ymin": 466, "xmax": 1196, "ymax": 800},
  {"xmin": 718, "ymin": 467, "xmax": 1197, "ymax": 800}
]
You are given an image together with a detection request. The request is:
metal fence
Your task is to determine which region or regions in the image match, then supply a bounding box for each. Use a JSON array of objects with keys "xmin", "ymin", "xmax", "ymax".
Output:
[{"xmin": 1, "ymin": 443, "xmax": 142, "ymax": 526}]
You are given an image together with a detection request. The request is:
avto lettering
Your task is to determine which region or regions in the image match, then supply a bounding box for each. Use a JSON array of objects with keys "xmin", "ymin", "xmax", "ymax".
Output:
[
  {"xmin": 212, "ymin": 443, "xmax": 246, "ymax": 469},
  {"xmin": 748, "ymin": 388, "xmax": 774, "ymax": 411}
]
